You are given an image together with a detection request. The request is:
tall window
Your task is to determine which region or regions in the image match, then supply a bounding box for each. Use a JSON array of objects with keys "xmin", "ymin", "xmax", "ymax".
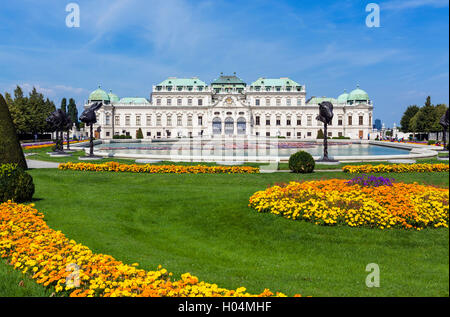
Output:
[
  {"xmin": 167, "ymin": 98, "xmax": 172, "ymax": 106},
  {"xmin": 198, "ymin": 116, "xmax": 203, "ymax": 126},
  {"xmin": 297, "ymin": 118, "xmax": 301, "ymax": 126},
  {"xmin": 286, "ymin": 98, "xmax": 291, "ymax": 106},
  {"xmin": 276, "ymin": 117, "xmax": 281, "ymax": 126},
  {"xmin": 307, "ymin": 116, "xmax": 312, "ymax": 126},
  {"xmin": 156, "ymin": 115, "xmax": 161, "ymax": 126},
  {"xmin": 266, "ymin": 98, "xmax": 270, "ymax": 106},
  {"xmin": 125, "ymin": 116, "xmax": 130, "ymax": 126},
  {"xmin": 167, "ymin": 115, "xmax": 172, "ymax": 126},
  {"xmin": 338, "ymin": 116, "xmax": 343, "ymax": 126},
  {"xmin": 136, "ymin": 115, "xmax": 141, "ymax": 126},
  {"xmin": 188, "ymin": 99, "xmax": 192, "ymax": 106},
  {"xmin": 276, "ymin": 99, "xmax": 281, "ymax": 106},
  {"xmin": 286, "ymin": 117, "xmax": 291, "ymax": 126},
  {"xmin": 177, "ymin": 115, "xmax": 182, "ymax": 126},
  {"xmin": 115, "ymin": 116, "xmax": 120, "ymax": 126},
  {"xmin": 255, "ymin": 116, "xmax": 260, "ymax": 126},
  {"xmin": 348, "ymin": 116, "xmax": 353, "ymax": 126},
  {"xmin": 255, "ymin": 99, "xmax": 260, "ymax": 106},
  {"xmin": 156, "ymin": 99, "xmax": 161, "ymax": 106},
  {"xmin": 266, "ymin": 117, "xmax": 271, "ymax": 126},
  {"xmin": 146, "ymin": 115, "xmax": 152, "ymax": 126},
  {"xmin": 106, "ymin": 115, "xmax": 111, "ymax": 125},
  {"xmin": 359, "ymin": 116, "xmax": 364, "ymax": 126},
  {"xmin": 297, "ymin": 98, "xmax": 302, "ymax": 106},
  {"xmin": 177, "ymin": 99, "xmax": 182, "ymax": 106},
  {"xmin": 187, "ymin": 116, "xmax": 193, "ymax": 126},
  {"xmin": 198, "ymin": 99, "xmax": 203, "ymax": 106}
]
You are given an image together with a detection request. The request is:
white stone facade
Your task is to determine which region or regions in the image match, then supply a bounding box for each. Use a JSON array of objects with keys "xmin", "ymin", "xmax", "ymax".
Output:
[{"xmin": 86, "ymin": 76, "xmax": 374, "ymax": 140}]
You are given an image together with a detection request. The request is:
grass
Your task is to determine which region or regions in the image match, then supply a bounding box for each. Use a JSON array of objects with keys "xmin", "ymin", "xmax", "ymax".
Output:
[{"xmin": 2, "ymin": 169, "xmax": 448, "ymax": 297}]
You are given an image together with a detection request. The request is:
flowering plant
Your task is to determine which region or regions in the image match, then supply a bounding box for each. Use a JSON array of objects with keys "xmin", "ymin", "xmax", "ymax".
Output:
[{"xmin": 346, "ymin": 174, "xmax": 394, "ymax": 187}]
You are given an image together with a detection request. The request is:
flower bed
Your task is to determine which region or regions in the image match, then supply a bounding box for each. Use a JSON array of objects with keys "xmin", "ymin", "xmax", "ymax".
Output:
[
  {"xmin": 23, "ymin": 140, "xmax": 86, "ymax": 150},
  {"xmin": 58, "ymin": 161, "xmax": 259, "ymax": 174},
  {"xmin": 249, "ymin": 180, "xmax": 448, "ymax": 230},
  {"xmin": 342, "ymin": 163, "xmax": 449, "ymax": 173},
  {"xmin": 0, "ymin": 202, "xmax": 295, "ymax": 297}
]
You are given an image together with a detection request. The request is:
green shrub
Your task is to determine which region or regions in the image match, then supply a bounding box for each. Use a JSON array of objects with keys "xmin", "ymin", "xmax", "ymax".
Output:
[
  {"xmin": 317, "ymin": 129, "xmax": 324, "ymax": 139},
  {"xmin": 113, "ymin": 135, "xmax": 132, "ymax": 140},
  {"xmin": 332, "ymin": 136, "xmax": 351, "ymax": 140},
  {"xmin": 288, "ymin": 151, "xmax": 315, "ymax": 174},
  {"xmin": 0, "ymin": 164, "xmax": 35, "ymax": 203},
  {"xmin": 136, "ymin": 128, "xmax": 144, "ymax": 139}
]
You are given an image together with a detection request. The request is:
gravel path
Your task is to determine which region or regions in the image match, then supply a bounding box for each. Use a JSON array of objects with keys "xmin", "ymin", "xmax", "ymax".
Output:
[{"xmin": 26, "ymin": 160, "xmax": 60, "ymax": 169}]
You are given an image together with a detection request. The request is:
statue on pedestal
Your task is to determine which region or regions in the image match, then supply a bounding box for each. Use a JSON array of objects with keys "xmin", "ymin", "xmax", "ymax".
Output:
[
  {"xmin": 46, "ymin": 109, "xmax": 72, "ymax": 153},
  {"xmin": 80, "ymin": 102, "xmax": 103, "ymax": 157},
  {"xmin": 316, "ymin": 101, "xmax": 337, "ymax": 162}
]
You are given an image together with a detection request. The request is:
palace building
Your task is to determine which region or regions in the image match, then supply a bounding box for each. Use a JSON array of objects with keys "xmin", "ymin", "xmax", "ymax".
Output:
[{"xmin": 86, "ymin": 74, "xmax": 374, "ymax": 140}]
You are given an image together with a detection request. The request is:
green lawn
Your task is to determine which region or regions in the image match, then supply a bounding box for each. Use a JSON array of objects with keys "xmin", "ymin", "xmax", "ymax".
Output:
[{"xmin": 2, "ymin": 169, "xmax": 448, "ymax": 297}]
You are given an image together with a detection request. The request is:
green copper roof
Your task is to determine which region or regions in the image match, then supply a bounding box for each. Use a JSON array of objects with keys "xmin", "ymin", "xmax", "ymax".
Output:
[
  {"xmin": 307, "ymin": 97, "xmax": 337, "ymax": 105},
  {"xmin": 119, "ymin": 97, "xmax": 150, "ymax": 104},
  {"xmin": 337, "ymin": 90, "xmax": 349, "ymax": 103},
  {"xmin": 157, "ymin": 77, "xmax": 207, "ymax": 87},
  {"xmin": 89, "ymin": 86, "xmax": 110, "ymax": 102},
  {"xmin": 108, "ymin": 90, "xmax": 120, "ymax": 103},
  {"xmin": 250, "ymin": 77, "xmax": 301, "ymax": 87},
  {"xmin": 211, "ymin": 74, "xmax": 246, "ymax": 86},
  {"xmin": 347, "ymin": 85, "xmax": 369, "ymax": 101}
]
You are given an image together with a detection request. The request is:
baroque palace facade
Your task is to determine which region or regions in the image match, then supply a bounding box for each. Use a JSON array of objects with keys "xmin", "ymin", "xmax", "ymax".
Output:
[{"xmin": 86, "ymin": 74, "xmax": 374, "ymax": 140}]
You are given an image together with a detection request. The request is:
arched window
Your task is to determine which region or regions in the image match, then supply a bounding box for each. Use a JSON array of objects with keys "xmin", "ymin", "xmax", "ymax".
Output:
[
  {"xmin": 212, "ymin": 117, "xmax": 222, "ymax": 135},
  {"xmin": 225, "ymin": 117, "xmax": 234, "ymax": 135},
  {"xmin": 237, "ymin": 117, "xmax": 246, "ymax": 135}
]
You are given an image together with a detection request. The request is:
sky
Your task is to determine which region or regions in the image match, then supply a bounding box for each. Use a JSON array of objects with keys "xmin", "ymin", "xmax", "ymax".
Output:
[{"xmin": 0, "ymin": 0, "xmax": 448, "ymax": 127}]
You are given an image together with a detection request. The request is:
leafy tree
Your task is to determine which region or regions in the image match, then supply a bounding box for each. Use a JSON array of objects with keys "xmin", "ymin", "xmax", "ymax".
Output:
[
  {"xmin": 61, "ymin": 98, "xmax": 67, "ymax": 114},
  {"xmin": 316, "ymin": 129, "xmax": 324, "ymax": 139},
  {"xmin": 400, "ymin": 105, "xmax": 419, "ymax": 132},
  {"xmin": 67, "ymin": 98, "xmax": 79, "ymax": 129},
  {"xmin": 0, "ymin": 94, "xmax": 27, "ymax": 169},
  {"xmin": 431, "ymin": 104, "xmax": 448, "ymax": 132},
  {"xmin": 410, "ymin": 96, "xmax": 436, "ymax": 136},
  {"xmin": 136, "ymin": 128, "xmax": 144, "ymax": 139}
]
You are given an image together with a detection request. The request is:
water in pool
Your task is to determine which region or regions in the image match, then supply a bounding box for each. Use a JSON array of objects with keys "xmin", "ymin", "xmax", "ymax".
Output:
[{"xmin": 95, "ymin": 140, "xmax": 410, "ymax": 158}]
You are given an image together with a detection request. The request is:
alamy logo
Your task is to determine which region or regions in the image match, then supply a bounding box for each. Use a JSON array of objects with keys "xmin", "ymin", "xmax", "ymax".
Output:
[
  {"xmin": 366, "ymin": 3, "xmax": 380, "ymax": 28},
  {"xmin": 66, "ymin": 3, "xmax": 80, "ymax": 28},
  {"xmin": 365, "ymin": 263, "xmax": 380, "ymax": 287}
]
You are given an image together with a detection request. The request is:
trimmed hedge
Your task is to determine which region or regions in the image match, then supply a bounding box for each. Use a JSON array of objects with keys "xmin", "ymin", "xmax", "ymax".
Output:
[
  {"xmin": 288, "ymin": 151, "xmax": 315, "ymax": 173},
  {"xmin": 0, "ymin": 164, "xmax": 35, "ymax": 203},
  {"xmin": 0, "ymin": 94, "xmax": 27, "ymax": 169}
]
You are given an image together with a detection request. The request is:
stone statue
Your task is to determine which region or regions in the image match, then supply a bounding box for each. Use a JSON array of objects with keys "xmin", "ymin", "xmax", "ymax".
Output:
[
  {"xmin": 316, "ymin": 101, "xmax": 335, "ymax": 161},
  {"xmin": 439, "ymin": 108, "xmax": 449, "ymax": 149},
  {"xmin": 80, "ymin": 102, "xmax": 103, "ymax": 157},
  {"xmin": 46, "ymin": 109, "xmax": 72, "ymax": 153}
]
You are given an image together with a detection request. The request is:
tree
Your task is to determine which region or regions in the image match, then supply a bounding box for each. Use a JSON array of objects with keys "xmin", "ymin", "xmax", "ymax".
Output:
[
  {"xmin": 136, "ymin": 128, "xmax": 144, "ymax": 139},
  {"xmin": 400, "ymin": 105, "xmax": 419, "ymax": 132},
  {"xmin": 61, "ymin": 98, "xmax": 67, "ymax": 114},
  {"xmin": 67, "ymin": 98, "xmax": 79, "ymax": 129},
  {"xmin": 7, "ymin": 86, "xmax": 29, "ymax": 134},
  {"xmin": 316, "ymin": 129, "xmax": 324, "ymax": 139},
  {"xmin": 409, "ymin": 96, "xmax": 436, "ymax": 139},
  {"xmin": 0, "ymin": 94, "xmax": 27, "ymax": 169}
]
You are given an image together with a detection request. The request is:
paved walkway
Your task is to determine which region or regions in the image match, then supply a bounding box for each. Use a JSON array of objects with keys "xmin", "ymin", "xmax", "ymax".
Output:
[{"xmin": 26, "ymin": 160, "xmax": 60, "ymax": 169}]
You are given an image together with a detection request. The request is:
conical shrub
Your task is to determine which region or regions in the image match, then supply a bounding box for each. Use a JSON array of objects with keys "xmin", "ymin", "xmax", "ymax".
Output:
[{"xmin": 0, "ymin": 94, "xmax": 28, "ymax": 169}]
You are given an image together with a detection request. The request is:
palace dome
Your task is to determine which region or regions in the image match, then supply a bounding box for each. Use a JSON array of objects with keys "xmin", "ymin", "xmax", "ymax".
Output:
[
  {"xmin": 108, "ymin": 90, "xmax": 120, "ymax": 103},
  {"xmin": 337, "ymin": 90, "xmax": 349, "ymax": 104},
  {"xmin": 347, "ymin": 85, "xmax": 369, "ymax": 102},
  {"xmin": 88, "ymin": 86, "xmax": 110, "ymax": 102}
]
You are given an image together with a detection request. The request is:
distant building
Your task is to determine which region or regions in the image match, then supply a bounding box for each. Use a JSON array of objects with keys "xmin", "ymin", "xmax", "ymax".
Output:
[
  {"xmin": 373, "ymin": 119, "xmax": 382, "ymax": 131},
  {"xmin": 85, "ymin": 75, "xmax": 374, "ymax": 140}
]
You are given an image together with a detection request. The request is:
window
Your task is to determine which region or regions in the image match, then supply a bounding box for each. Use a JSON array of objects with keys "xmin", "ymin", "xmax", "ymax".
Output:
[
  {"xmin": 276, "ymin": 117, "xmax": 281, "ymax": 126},
  {"xmin": 338, "ymin": 117, "xmax": 343, "ymax": 126},
  {"xmin": 136, "ymin": 116, "xmax": 141, "ymax": 126},
  {"xmin": 177, "ymin": 99, "xmax": 182, "ymax": 106},
  {"xmin": 338, "ymin": 132, "xmax": 343, "ymax": 137},
  {"xmin": 266, "ymin": 132, "xmax": 270, "ymax": 137},
  {"xmin": 307, "ymin": 116, "xmax": 312, "ymax": 126},
  {"xmin": 297, "ymin": 119, "xmax": 301, "ymax": 126},
  {"xmin": 156, "ymin": 99, "xmax": 161, "ymax": 106},
  {"xmin": 198, "ymin": 86, "xmax": 203, "ymax": 92},
  {"xmin": 266, "ymin": 117, "xmax": 271, "ymax": 126},
  {"xmin": 286, "ymin": 132, "xmax": 291, "ymax": 137},
  {"xmin": 106, "ymin": 132, "xmax": 110, "ymax": 137},
  {"xmin": 187, "ymin": 116, "xmax": 193, "ymax": 126},
  {"xmin": 198, "ymin": 116, "xmax": 203, "ymax": 126},
  {"xmin": 307, "ymin": 132, "xmax": 312, "ymax": 137},
  {"xmin": 276, "ymin": 87, "xmax": 281, "ymax": 92},
  {"xmin": 297, "ymin": 98, "xmax": 301, "ymax": 106},
  {"xmin": 188, "ymin": 99, "xmax": 192, "ymax": 106},
  {"xmin": 167, "ymin": 98, "xmax": 172, "ymax": 106},
  {"xmin": 255, "ymin": 99, "xmax": 260, "ymax": 106},
  {"xmin": 286, "ymin": 118, "xmax": 291, "ymax": 126},
  {"xmin": 115, "ymin": 116, "xmax": 120, "ymax": 126},
  {"xmin": 276, "ymin": 99, "xmax": 281, "ymax": 106},
  {"xmin": 167, "ymin": 115, "xmax": 172, "ymax": 126},
  {"xmin": 266, "ymin": 87, "xmax": 271, "ymax": 92},
  {"xmin": 255, "ymin": 116, "xmax": 260, "ymax": 126},
  {"xmin": 177, "ymin": 86, "xmax": 183, "ymax": 91},
  {"xmin": 177, "ymin": 115, "xmax": 182, "ymax": 126},
  {"xmin": 167, "ymin": 86, "xmax": 172, "ymax": 91},
  {"xmin": 328, "ymin": 132, "xmax": 332, "ymax": 137},
  {"xmin": 156, "ymin": 116, "xmax": 161, "ymax": 126},
  {"xmin": 198, "ymin": 99, "xmax": 203, "ymax": 106},
  {"xmin": 359, "ymin": 116, "xmax": 364, "ymax": 125},
  {"xmin": 297, "ymin": 132, "xmax": 301, "ymax": 138},
  {"xmin": 147, "ymin": 132, "xmax": 151, "ymax": 137},
  {"xmin": 125, "ymin": 116, "xmax": 130, "ymax": 126},
  {"xmin": 266, "ymin": 98, "xmax": 270, "ymax": 106},
  {"xmin": 348, "ymin": 116, "xmax": 353, "ymax": 126},
  {"xmin": 286, "ymin": 98, "xmax": 291, "ymax": 106},
  {"xmin": 146, "ymin": 116, "xmax": 152, "ymax": 126},
  {"xmin": 106, "ymin": 115, "xmax": 111, "ymax": 125}
]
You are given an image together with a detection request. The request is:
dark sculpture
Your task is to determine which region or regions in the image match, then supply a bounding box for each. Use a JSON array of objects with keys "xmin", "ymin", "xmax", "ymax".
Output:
[
  {"xmin": 439, "ymin": 108, "xmax": 449, "ymax": 149},
  {"xmin": 316, "ymin": 101, "xmax": 336, "ymax": 161},
  {"xmin": 46, "ymin": 109, "xmax": 72, "ymax": 153},
  {"xmin": 80, "ymin": 102, "xmax": 103, "ymax": 157}
]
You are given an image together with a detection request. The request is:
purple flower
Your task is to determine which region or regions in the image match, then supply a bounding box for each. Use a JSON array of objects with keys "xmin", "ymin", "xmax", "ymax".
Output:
[{"xmin": 346, "ymin": 174, "xmax": 394, "ymax": 187}]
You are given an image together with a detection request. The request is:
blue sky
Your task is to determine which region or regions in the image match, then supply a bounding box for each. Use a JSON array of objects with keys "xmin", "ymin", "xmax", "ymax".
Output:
[{"xmin": 0, "ymin": 0, "xmax": 448, "ymax": 127}]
